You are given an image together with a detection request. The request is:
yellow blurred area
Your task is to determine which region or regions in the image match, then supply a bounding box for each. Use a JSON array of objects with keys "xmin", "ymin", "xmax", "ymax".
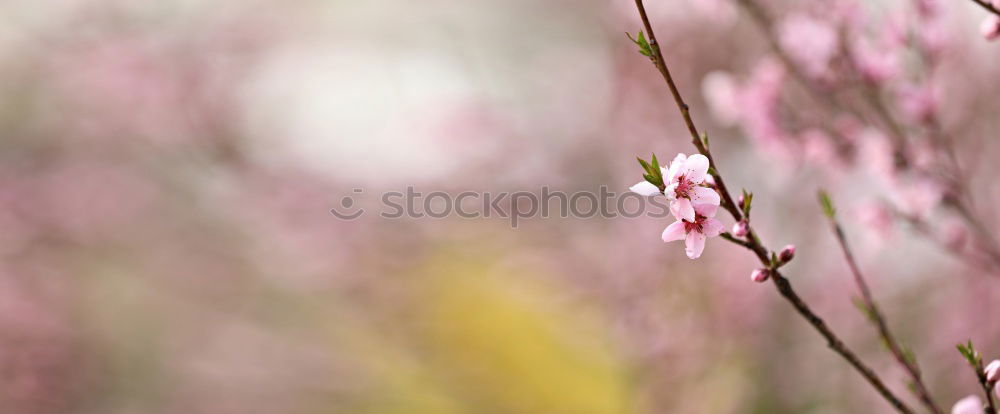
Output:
[{"xmin": 347, "ymin": 256, "xmax": 632, "ymax": 414}]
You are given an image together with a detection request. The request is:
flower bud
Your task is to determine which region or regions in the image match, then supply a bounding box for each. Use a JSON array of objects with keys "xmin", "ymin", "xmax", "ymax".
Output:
[
  {"xmin": 981, "ymin": 16, "xmax": 1000, "ymax": 41},
  {"xmin": 751, "ymin": 268, "xmax": 770, "ymax": 283},
  {"xmin": 951, "ymin": 395, "xmax": 982, "ymax": 414},
  {"xmin": 732, "ymin": 220, "xmax": 749, "ymax": 237},
  {"xmin": 737, "ymin": 193, "xmax": 745, "ymax": 209},
  {"xmin": 986, "ymin": 359, "xmax": 1000, "ymax": 383},
  {"xmin": 704, "ymin": 175, "xmax": 716, "ymax": 186},
  {"xmin": 779, "ymin": 245, "xmax": 796, "ymax": 263}
]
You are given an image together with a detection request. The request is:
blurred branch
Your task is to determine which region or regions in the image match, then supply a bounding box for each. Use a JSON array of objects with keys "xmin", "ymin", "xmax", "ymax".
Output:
[
  {"xmin": 739, "ymin": 0, "xmax": 1000, "ymax": 278},
  {"xmin": 629, "ymin": 1, "xmax": 916, "ymax": 412},
  {"xmin": 821, "ymin": 193, "xmax": 943, "ymax": 414},
  {"xmin": 969, "ymin": 0, "xmax": 1000, "ymax": 17}
]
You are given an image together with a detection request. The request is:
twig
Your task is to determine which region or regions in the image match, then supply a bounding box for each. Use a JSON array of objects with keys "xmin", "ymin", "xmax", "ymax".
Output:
[
  {"xmin": 822, "ymin": 196, "xmax": 943, "ymax": 414},
  {"xmin": 630, "ymin": 1, "xmax": 916, "ymax": 412},
  {"xmin": 969, "ymin": 0, "xmax": 1000, "ymax": 17}
]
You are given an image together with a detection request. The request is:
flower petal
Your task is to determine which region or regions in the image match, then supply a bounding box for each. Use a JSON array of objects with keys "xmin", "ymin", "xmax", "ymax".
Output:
[
  {"xmin": 685, "ymin": 231, "xmax": 707, "ymax": 259},
  {"xmin": 666, "ymin": 153, "xmax": 686, "ymax": 182},
  {"xmin": 690, "ymin": 186, "xmax": 721, "ymax": 206},
  {"xmin": 693, "ymin": 202, "xmax": 718, "ymax": 218},
  {"xmin": 683, "ymin": 154, "xmax": 710, "ymax": 183},
  {"xmin": 671, "ymin": 198, "xmax": 695, "ymax": 222},
  {"xmin": 630, "ymin": 181, "xmax": 661, "ymax": 196},
  {"xmin": 664, "ymin": 182, "xmax": 678, "ymax": 200},
  {"xmin": 661, "ymin": 221, "xmax": 687, "ymax": 242},
  {"xmin": 701, "ymin": 218, "xmax": 724, "ymax": 237}
]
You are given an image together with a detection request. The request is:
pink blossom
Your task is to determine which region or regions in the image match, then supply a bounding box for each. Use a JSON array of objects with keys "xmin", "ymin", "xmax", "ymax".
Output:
[
  {"xmin": 889, "ymin": 177, "xmax": 944, "ymax": 218},
  {"xmin": 750, "ymin": 268, "xmax": 770, "ymax": 283},
  {"xmin": 663, "ymin": 153, "xmax": 720, "ymax": 222},
  {"xmin": 981, "ymin": 16, "xmax": 1000, "ymax": 41},
  {"xmin": 736, "ymin": 59, "xmax": 791, "ymax": 155},
  {"xmin": 732, "ymin": 220, "xmax": 749, "ymax": 237},
  {"xmin": 801, "ymin": 129, "xmax": 838, "ymax": 167},
  {"xmin": 986, "ymin": 359, "xmax": 1000, "ymax": 383},
  {"xmin": 702, "ymin": 71, "xmax": 740, "ymax": 126},
  {"xmin": 779, "ymin": 245, "xmax": 796, "ymax": 263},
  {"xmin": 852, "ymin": 40, "xmax": 900, "ymax": 83},
  {"xmin": 951, "ymin": 395, "xmax": 984, "ymax": 414},
  {"xmin": 855, "ymin": 202, "xmax": 895, "ymax": 243},
  {"xmin": 778, "ymin": 14, "xmax": 838, "ymax": 78},
  {"xmin": 661, "ymin": 203, "xmax": 724, "ymax": 259},
  {"xmin": 942, "ymin": 219, "xmax": 968, "ymax": 252}
]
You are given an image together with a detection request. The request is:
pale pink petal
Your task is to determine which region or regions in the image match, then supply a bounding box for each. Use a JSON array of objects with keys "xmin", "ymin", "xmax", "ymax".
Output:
[
  {"xmin": 666, "ymin": 153, "xmax": 686, "ymax": 182},
  {"xmin": 951, "ymin": 395, "xmax": 983, "ymax": 414},
  {"xmin": 690, "ymin": 186, "xmax": 721, "ymax": 206},
  {"xmin": 693, "ymin": 202, "xmax": 718, "ymax": 218},
  {"xmin": 671, "ymin": 198, "xmax": 695, "ymax": 222},
  {"xmin": 701, "ymin": 218, "xmax": 724, "ymax": 237},
  {"xmin": 685, "ymin": 231, "xmax": 707, "ymax": 259},
  {"xmin": 683, "ymin": 154, "xmax": 710, "ymax": 183},
  {"xmin": 664, "ymin": 182, "xmax": 679, "ymax": 200},
  {"xmin": 982, "ymin": 16, "xmax": 1000, "ymax": 41},
  {"xmin": 661, "ymin": 221, "xmax": 687, "ymax": 243},
  {"xmin": 630, "ymin": 181, "xmax": 661, "ymax": 196}
]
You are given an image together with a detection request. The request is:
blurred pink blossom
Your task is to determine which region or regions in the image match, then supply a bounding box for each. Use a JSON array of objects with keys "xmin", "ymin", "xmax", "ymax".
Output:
[
  {"xmin": 986, "ymin": 359, "xmax": 1000, "ymax": 383},
  {"xmin": 778, "ymin": 14, "xmax": 838, "ymax": 78},
  {"xmin": 897, "ymin": 84, "xmax": 939, "ymax": 124},
  {"xmin": 951, "ymin": 395, "xmax": 983, "ymax": 414},
  {"xmin": 981, "ymin": 16, "xmax": 1000, "ymax": 41},
  {"xmin": 702, "ymin": 71, "xmax": 741, "ymax": 126}
]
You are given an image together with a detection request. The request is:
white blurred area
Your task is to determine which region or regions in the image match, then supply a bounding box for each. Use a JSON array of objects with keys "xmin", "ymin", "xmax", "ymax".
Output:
[{"xmin": 237, "ymin": 0, "xmax": 617, "ymax": 186}]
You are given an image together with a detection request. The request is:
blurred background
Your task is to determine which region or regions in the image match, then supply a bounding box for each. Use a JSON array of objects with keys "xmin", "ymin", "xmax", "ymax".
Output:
[{"xmin": 1, "ymin": 0, "xmax": 999, "ymax": 412}]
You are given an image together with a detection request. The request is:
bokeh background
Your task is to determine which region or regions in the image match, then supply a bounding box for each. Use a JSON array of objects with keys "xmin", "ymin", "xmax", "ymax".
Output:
[{"xmin": 1, "ymin": 0, "xmax": 999, "ymax": 413}]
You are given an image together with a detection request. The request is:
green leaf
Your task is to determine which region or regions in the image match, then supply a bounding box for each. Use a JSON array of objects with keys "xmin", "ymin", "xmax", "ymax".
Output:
[
  {"xmin": 818, "ymin": 190, "xmax": 836, "ymax": 219},
  {"xmin": 852, "ymin": 297, "xmax": 877, "ymax": 323},
  {"xmin": 637, "ymin": 157, "xmax": 651, "ymax": 173},
  {"xmin": 957, "ymin": 340, "xmax": 980, "ymax": 366},
  {"xmin": 627, "ymin": 31, "xmax": 653, "ymax": 58}
]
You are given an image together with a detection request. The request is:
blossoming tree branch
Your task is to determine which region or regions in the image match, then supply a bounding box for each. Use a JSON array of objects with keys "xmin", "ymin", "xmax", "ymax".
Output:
[{"xmin": 626, "ymin": 0, "xmax": 1000, "ymax": 413}]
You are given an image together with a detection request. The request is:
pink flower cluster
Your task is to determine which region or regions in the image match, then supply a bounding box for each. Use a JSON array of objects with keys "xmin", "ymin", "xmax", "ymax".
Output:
[{"xmin": 631, "ymin": 153, "xmax": 723, "ymax": 259}]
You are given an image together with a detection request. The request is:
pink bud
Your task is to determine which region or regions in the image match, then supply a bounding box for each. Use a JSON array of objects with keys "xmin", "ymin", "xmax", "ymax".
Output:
[
  {"xmin": 737, "ymin": 194, "xmax": 745, "ymax": 208},
  {"xmin": 732, "ymin": 221, "xmax": 749, "ymax": 237},
  {"xmin": 986, "ymin": 360, "xmax": 1000, "ymax": 383},
  {"xmin": 951, "ymin": 395, "xmax": 983, "ymax": 414},
  {"xmin": 751, "ymin": 268, "xmax": 770, "ymax": 283},
  {"xmin": 981, "ymin": 16, "xmax": 1000, "ymax": 41},
  {"xmin": 779, "ymin": 245, "xmax": 796, "ymax": 263},
  {"xmin": 704, "ymin": 174, "xmax": 716, "ymax": 186}
]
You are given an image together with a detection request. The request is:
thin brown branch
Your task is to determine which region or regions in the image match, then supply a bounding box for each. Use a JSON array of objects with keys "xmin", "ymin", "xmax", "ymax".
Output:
[
  {"xmin": 630, "ymin": 1, "xmax": 916, "ymax": 412},
  {"xmin": 970, "ymin": 0, "xmax": 1000, "ymax": 17},
  {"xmin": 824, "ymin": 209, "xmax": 943, "ymax": 414}
]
